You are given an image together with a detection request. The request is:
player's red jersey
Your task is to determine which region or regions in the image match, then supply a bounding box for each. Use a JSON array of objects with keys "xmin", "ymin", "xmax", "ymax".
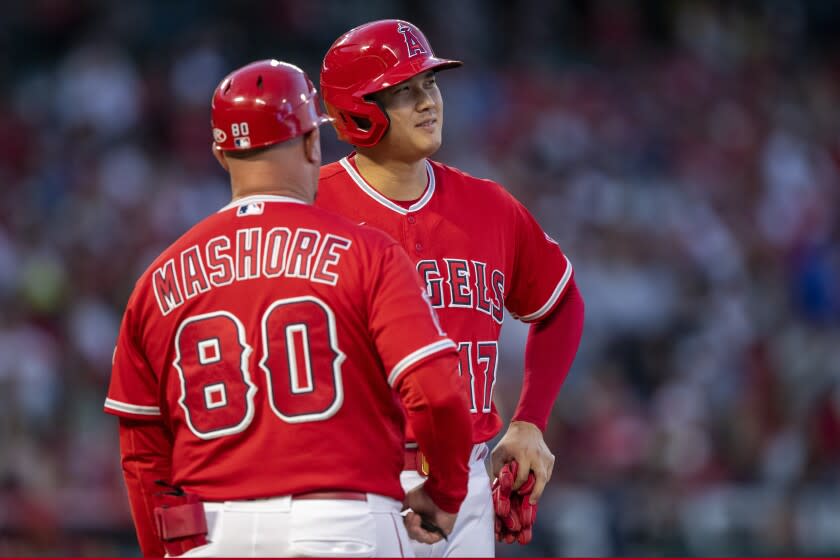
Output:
[
  {"xmin": 104, "ymin": 195, "xmax": 455, "ymax": 502},
  {"xmin": 316, "ymin": 156, "xmax": 573, "ymax": 443}
]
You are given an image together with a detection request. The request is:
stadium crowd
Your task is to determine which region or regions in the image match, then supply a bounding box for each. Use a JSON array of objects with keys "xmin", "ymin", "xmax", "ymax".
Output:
[{"xmin": 1, "ymin": 0, "xmax": 839, "ymax": 555}]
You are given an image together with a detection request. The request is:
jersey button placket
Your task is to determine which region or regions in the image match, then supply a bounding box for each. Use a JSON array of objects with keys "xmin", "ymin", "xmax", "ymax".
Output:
[{"xmin": 407, "ymin": 213, "xmax": 422, "ymax": 253}]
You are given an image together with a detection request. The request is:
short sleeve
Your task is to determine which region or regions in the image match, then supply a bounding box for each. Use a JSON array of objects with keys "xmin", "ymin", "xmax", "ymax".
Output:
[
  {"xmin": 104, "ymin": 304, "xmax": 162, "ymax": 419},
  {"xmin": 505, "ymin": 197, "xmax": 573, "ymax": 323},
  {"xmin": 368, "ymin": 242, "xmax": 456, "ymax": 387}
]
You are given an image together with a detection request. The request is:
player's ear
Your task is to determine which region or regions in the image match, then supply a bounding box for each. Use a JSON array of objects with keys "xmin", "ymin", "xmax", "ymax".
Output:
[
  {"xmin": 303, "ymin": 128, "xmax": 321, "ymax": 166},
  {"xmin": 211, "ymin": 143, "xmax": 229, "ymax": 172}
]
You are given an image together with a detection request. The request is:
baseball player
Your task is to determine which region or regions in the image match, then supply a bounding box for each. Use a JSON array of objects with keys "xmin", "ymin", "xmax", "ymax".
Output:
[
  {"xmin": 104, "ymin": 59, "xmax": 474, "ymax": 557},
  {"xmin": 316, "ymin": 20, "xmax": 586, "ymax": 556}
]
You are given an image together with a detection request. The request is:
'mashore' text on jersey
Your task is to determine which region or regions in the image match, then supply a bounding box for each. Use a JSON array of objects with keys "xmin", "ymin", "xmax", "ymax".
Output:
[{"xmin": 153, "ymin": 226, "xmax": 352, "ymax": 315}]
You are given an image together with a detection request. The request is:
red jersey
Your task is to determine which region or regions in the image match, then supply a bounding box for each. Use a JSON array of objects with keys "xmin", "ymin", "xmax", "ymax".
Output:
[
  {"xmin": 104, "ymin": 195, "xmax": 455, "ymax": 502},
  {"xmin": 316, "ymin": 156, "xmax": 573, "ymax": 443}
]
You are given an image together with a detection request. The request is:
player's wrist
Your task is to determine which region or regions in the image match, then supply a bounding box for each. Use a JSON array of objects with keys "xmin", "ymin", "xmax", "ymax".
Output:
[
  {"xmin": 423, "ymin": 478, "xmax": 466, "ymax": 514},
  {"xmin": 509, "ymin": 418, "xmax": 545, "ymax": 433}
]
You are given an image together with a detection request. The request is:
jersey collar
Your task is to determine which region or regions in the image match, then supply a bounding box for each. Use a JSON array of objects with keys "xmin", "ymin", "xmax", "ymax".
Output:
[
  {"xmin": 218, "ymin": 194, "xmax": 308, "ymax": 213},
  {"xmin": 339, "ymin": 156, "xmax": 435, "ymax": 215}
]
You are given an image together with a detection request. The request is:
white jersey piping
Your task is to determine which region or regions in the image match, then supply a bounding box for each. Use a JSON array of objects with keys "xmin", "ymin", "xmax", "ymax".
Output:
[{"xmin": 339, "ymin": 157, "xmax": 435, "ymax": 215}]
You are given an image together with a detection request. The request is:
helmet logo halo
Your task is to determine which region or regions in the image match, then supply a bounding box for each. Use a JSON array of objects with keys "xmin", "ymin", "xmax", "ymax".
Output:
[{"xmin": 397, "ymin": 23, "xmax": 427, "ymax": 58}]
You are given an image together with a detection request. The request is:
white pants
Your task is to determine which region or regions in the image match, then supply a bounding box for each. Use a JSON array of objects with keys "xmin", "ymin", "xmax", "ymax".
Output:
[
  {"xmin": 177, "ymin": 493, "xmax": 412, "ymax": 557},
  {"xmin": 400, "ymin": 444, "xmax": 495, "ymax": 557}
]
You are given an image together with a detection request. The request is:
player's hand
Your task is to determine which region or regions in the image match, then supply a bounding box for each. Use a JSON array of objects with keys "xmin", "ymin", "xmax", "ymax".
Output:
[
  {"xmin": 402, "ymin": 483, "xmax": 457, "ymax": 544},
  {"xmin": 491, "ymin": 420, "xmax": 554, "ymax": 505}
]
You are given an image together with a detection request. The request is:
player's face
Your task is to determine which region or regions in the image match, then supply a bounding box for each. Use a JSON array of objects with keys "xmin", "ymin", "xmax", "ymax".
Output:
[{"xmin": 373, "ymin": 71, "xmax": 443, "ymax": 160}]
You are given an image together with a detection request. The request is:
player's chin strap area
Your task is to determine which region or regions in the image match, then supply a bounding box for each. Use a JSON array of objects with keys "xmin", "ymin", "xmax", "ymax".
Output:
[{"xmin": 153, "ymin": 480, "xmax": 209, "ymax": 556}]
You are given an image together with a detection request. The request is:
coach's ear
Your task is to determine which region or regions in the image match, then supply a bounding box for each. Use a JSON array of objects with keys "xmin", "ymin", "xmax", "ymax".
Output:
[
  {"xmin": 212, "ymin": 143, "xmax": 229, "ymax": 172},
  {"xmin": 303, "ymin": 127, "xmax": 321, "ymax": 166}
]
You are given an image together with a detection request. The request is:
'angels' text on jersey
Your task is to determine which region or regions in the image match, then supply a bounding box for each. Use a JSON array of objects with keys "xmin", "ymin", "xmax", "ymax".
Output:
[
  {"xmin": 317, "ymin": 157, "xmax": 574, "ymax": 443},
  {"xmin": 153, "ymin": 227, "xmax": 352, "ymax": 315},
  {"xmin": 417, "ymin": 259, "xmax": 504, "ymax": 324}
]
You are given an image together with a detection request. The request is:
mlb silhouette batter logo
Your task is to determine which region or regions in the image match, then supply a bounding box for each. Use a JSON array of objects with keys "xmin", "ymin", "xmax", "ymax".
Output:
[{"xmin": 398, "ymin": 23, "xmax": 427, "ymax": 57}]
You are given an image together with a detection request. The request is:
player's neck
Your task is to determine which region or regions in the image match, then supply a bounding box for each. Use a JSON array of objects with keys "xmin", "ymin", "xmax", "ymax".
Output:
[{"xmin": 353, "ymin": 153, "xmax": 427, "ymax": 201}]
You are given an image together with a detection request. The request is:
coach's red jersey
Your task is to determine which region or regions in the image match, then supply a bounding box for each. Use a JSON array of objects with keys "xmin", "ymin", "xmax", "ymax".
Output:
[
  {"xmin": 105, "ymin": 195, "xmax": 455, "ymax": 502},
  {"xmin": 317, "ymin": 156, "xmax": 573, "ymax": 443}
]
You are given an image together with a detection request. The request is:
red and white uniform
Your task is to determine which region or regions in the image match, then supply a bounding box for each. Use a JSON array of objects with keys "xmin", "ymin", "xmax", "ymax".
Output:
[
  {"xmin": 317, "ymin": 156, "xmax": 573, "ymax": 444},
  {"xmin": 105, "ymin": 195, "xmax": 461, "ymax": 503},
  {"xmin": 317, "ymin": 156, "xmax": 575, "ymax": 557}
]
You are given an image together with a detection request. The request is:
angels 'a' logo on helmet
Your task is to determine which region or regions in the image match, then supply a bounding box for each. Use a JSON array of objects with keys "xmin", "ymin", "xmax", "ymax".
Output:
[{"xmin": 397, "ymin": 23, "xmax": 427, "ymax": 58}]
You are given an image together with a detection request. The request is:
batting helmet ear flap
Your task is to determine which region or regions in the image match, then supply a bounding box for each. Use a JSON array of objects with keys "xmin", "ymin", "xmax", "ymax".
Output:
[
  {"xmin": 369, "ymin": 96, "xmax": 391, "ymax": 129},
  {"xmin": 323, "ymin": 96, "xmax": 390, "ymax": 148}
]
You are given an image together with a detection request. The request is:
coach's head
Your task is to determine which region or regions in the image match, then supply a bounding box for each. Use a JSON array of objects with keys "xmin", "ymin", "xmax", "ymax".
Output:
[{"xmin": 211, "ymin": 60, "xmax": 333, "ymax": 203}]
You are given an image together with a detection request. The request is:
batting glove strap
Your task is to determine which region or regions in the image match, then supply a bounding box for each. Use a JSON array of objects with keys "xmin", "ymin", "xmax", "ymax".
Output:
[
  {"xmin": 154, "ymin": 502, "xmax": 207, "ymax": 540},
  {"xmin": 153, "ymin": 485, "xmax": 208, "ymax": 556}
]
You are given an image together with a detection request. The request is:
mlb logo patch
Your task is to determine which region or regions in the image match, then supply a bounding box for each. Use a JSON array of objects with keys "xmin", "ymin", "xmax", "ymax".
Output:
[
  {"xmin": 234, "ymin": 137, "xmax": 251, "ymax": 149},
  {"xmin": 237, "ymin": 202, "xmax": 264, "ymax": 216}
]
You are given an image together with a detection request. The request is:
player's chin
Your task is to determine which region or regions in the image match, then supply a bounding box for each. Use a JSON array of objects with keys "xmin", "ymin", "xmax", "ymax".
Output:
[{"xmin": 412, "ymin": 133, "xmax": 442, "ymax": 158}]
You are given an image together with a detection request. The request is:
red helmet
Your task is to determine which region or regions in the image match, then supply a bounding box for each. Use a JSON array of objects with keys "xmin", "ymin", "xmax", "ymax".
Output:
[
  {"xmin": 320, "ymin": 19, "xmax": 462, "ymax": 147},
  {"xmin": 211, "ymin": 59, "xmax": 332, "ymax": 151}
]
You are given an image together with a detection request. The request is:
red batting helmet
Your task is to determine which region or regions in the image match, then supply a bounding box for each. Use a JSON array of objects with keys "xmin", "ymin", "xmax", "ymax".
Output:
[
  {"xmin": 211, "ymin": 59, "xmax": 332, "ymax": 151},
  {"xmin": 320, "ymin": 19, "xmax": 462, "ymax": 147}
]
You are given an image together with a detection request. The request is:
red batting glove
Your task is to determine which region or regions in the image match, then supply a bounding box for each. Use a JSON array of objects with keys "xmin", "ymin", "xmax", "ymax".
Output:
[
  {"xmin": 517, "ymin": 471, "xmax": 538, "ymax": 527},
  {"xmin": 492, "ymin": 461, "xmax": 521, "ymax": 541},
  {"xmin": 512, "ymin": 471, "xmax": 538, "ymax": 544},
  {"xmin": 492, "ymin": 460, "xmax": 515, "ymax": 517},
  {"xmin": 153, "ymin": 482, "xmax": 208, "ymax": 556},
  {"xmin": 492, "ymin": 462, "xmax": 540, "ymax": 545},
  {"xmin": 492, "ymin": 460, "xmax": 516, "ymax": 541}
]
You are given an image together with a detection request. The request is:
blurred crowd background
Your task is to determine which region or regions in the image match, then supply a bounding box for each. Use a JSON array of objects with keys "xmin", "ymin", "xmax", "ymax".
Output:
[{"xmin": 1, "ymin": 0, "xmax": 839, "ymax": 556}]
